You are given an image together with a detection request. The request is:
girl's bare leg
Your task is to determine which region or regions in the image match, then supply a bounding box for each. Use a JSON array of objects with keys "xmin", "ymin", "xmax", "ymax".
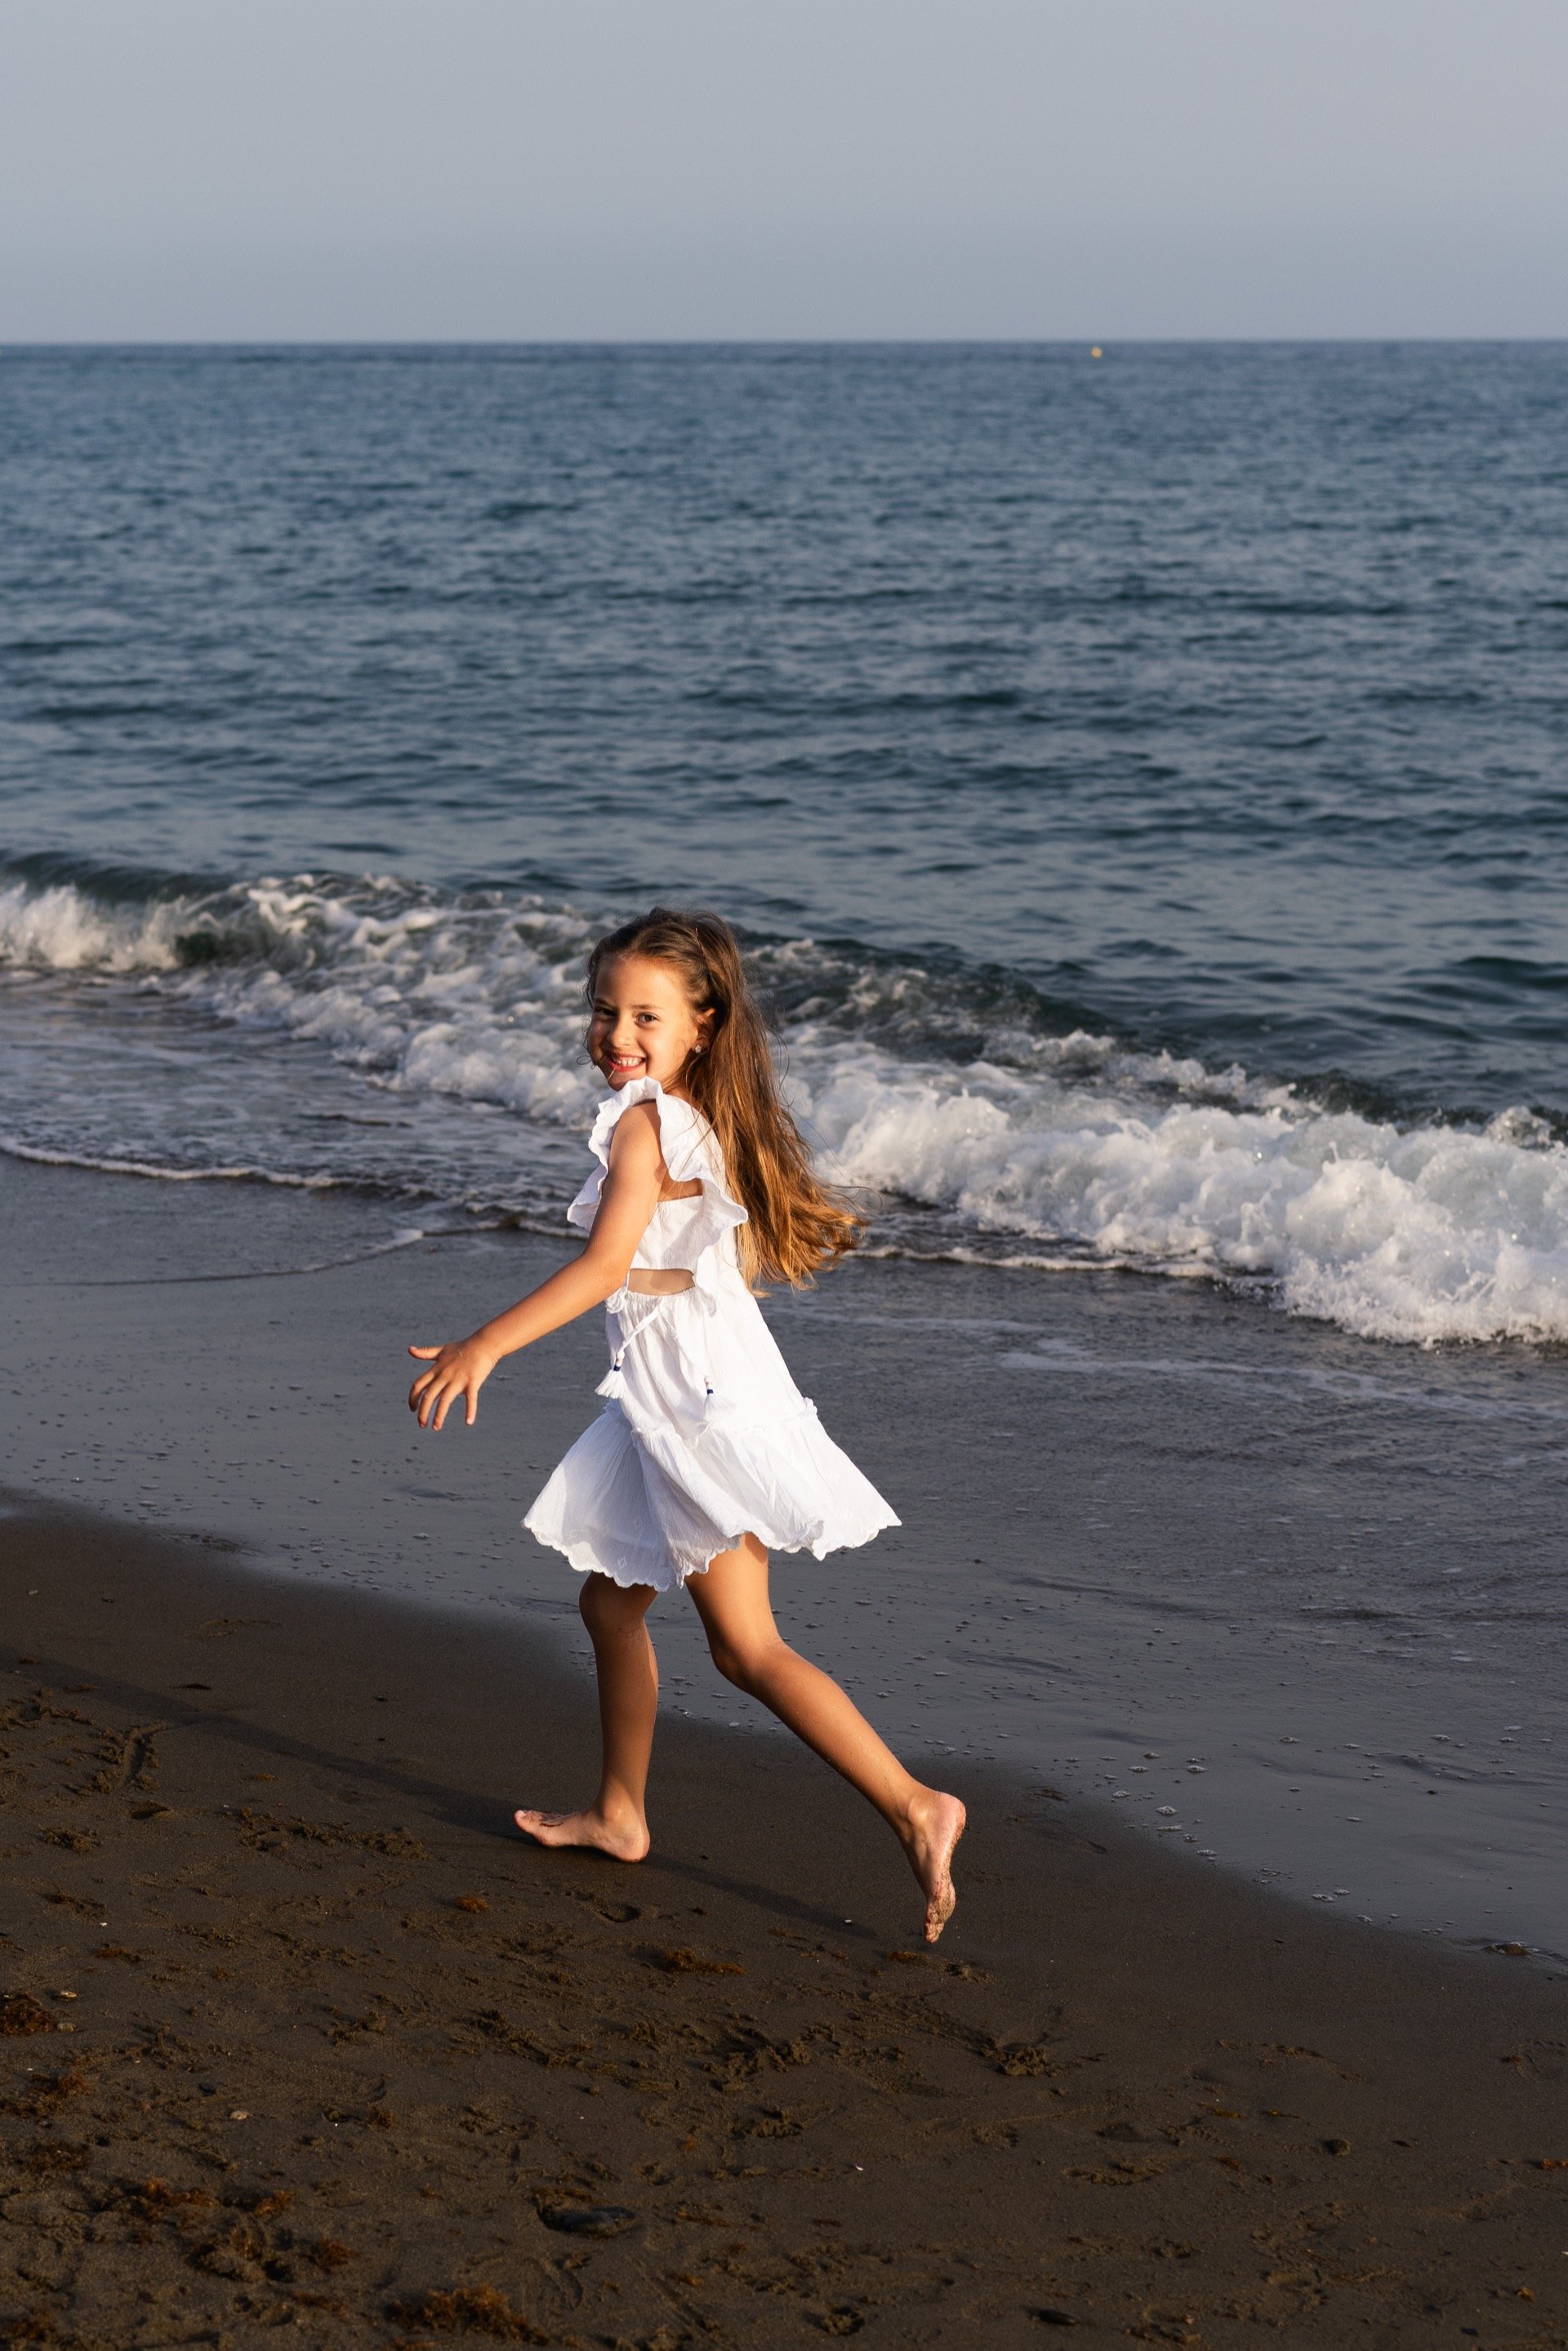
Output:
[
  {"xmin": 686, "ymin": 1535, "xmax": 965, "ymax": 1942},
  {"xmin": 514, "ymin": 1572, "xmax": 657, "ymax": 1860}
]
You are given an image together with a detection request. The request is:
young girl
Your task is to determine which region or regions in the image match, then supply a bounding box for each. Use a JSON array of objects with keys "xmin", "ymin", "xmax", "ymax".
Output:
[{"xmin": 408, "ymin": 908, "xmax": 964, "ymax": 1942}]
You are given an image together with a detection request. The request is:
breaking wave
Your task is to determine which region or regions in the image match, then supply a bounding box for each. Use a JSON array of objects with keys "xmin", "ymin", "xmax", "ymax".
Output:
[{"xmin": 3, "ymin": 860, "xmax": 1567, "ymax": 1347}]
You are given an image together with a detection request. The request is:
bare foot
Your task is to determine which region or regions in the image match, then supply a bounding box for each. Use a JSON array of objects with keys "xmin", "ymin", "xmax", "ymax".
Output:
[
  {"xmin": 901, "ymin": 1788, "xmax": 966, "ymax": 1944},
  {"xmin": 513, "ymin": 1805, "xmax": 650, "ymax": 1862}
]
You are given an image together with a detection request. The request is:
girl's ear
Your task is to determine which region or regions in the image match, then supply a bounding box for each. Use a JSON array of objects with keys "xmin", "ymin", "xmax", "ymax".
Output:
[{"xmin": 693, "ymin": 1006, "xmax": 716, "ymax": 1056}]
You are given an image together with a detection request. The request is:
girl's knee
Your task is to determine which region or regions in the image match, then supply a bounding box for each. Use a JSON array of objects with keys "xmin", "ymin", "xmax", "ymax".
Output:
[
  {"xmin": 707, "ymin": 1629, "xmax": 785, "ymax": 1693},
  {"xmin": 580, "ymin": 1572, "xmax": 649, "ymax": 1641},
  {"xmin": 707, "ymin": 1637, "xmax": 746, "ymax": 1688}
]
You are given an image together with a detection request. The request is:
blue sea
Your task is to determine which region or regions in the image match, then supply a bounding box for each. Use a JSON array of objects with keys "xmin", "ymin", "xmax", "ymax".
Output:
[{"xmin": 4, "ymin": 341, "xmax": 1568, "ymax": 1346}]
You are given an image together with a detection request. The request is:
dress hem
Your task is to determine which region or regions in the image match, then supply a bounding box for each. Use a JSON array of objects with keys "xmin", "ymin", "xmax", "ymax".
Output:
[{"xmin": 521, "ymin": 1513, "xmax": 897, "ymax": 1596}]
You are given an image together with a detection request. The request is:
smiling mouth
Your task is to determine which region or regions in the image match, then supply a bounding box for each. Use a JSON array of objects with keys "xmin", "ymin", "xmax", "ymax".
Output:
[{"xmin": 605, "ymin": 1053, "xmax": 646, "ymax": 1073}]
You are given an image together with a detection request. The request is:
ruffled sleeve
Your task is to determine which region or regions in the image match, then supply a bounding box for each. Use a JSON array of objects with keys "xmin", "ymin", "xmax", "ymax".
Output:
[{"xmin": 566, "ymin": 1078, "xmax": 748, "ymax": 1291}]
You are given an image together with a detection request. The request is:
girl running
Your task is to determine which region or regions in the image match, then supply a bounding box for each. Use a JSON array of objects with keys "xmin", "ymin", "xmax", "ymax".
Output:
[{"xmin": 408, "ymin": 908, "xmax": 964, "ymax": 1941}]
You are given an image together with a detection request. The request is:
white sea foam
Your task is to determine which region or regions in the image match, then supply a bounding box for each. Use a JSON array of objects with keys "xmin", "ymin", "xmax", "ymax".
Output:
[
  {"xmin": 5, "ymin": 870, "xmax": 1568, "ymax": 1347},
  {"xmin": 797, "ymin": 1056, "xmax": 1568, "ymax": 1345},
  {"xmin": 0, "ymin": 1137, "xmax": 340, "ymax": 1187},
  {"xmin": 0, "ymin": 879, "xmax": 193, "ymax": 973}
]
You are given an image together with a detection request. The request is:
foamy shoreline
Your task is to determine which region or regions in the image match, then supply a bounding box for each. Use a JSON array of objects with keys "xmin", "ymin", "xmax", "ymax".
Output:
[{"xmin": 7, "ymin": 860, "xmax": 1568, "ymax": 1344}]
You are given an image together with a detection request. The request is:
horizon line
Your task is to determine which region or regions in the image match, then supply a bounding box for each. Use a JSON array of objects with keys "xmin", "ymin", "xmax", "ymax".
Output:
[{"xmin": 5, "ymin": 333, "xmax": 1568, "ymax": 352}]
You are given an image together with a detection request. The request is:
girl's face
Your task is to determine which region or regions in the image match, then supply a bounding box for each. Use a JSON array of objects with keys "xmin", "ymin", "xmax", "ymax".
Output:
[{"xmin": 587, "ymin": 953, "xmax": 714, "ymax": 1093}]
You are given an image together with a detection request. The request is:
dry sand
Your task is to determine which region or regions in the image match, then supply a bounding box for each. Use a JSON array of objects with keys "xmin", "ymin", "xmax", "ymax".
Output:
[{"xmin": 2, "ymin": 1496, "xmax": 1566, "ymax": 2349}]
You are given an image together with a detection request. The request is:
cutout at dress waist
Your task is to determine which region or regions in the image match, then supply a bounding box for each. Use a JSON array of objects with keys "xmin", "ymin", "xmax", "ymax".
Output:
[{"xmin": 626, "ymin": 1269, "xmax": 696, "ymax": 1294}]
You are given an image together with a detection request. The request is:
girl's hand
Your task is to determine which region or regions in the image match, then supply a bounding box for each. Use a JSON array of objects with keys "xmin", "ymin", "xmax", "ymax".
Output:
[{"xmin": 408, "ymin": 1339, "xmax": 495, "ymax": 1431}]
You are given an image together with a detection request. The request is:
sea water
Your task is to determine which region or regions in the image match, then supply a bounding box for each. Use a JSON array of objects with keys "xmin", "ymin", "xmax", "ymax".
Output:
[{"xmin": 3, "ymin": 345, "xmax": 1566, "ymax": 1946}]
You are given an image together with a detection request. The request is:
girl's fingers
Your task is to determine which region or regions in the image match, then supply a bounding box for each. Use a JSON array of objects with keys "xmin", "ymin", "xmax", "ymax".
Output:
[
  {"xmin": 429, "ymin": 1378, "xmax": 481, "ymax": 1434},
  {"xmin": 408, "ymin": 1353, "xmax": 483, "ymax": 1432}
]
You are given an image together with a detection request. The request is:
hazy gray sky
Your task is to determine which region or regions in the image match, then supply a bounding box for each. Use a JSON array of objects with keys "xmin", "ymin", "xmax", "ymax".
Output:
[{"xmin": 3, "ymin": 0, "xmax": 1565, "ymax": 340}]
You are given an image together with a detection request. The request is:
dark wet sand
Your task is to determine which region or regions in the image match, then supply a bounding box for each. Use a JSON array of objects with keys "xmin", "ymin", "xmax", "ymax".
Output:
[{"xmin": 2, "ymin": 1498, "xmax": 1567, "ymax": 2349}]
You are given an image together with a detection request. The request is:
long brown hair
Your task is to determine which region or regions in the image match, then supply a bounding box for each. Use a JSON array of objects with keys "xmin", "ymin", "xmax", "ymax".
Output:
[{"xmin": 586, "ymin": 907, "xmax": 862, "ymax": 1287}]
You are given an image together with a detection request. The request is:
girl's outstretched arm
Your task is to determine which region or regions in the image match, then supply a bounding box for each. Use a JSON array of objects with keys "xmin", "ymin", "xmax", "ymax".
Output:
[{"xmin": 408, "ymin": 1101, "xmax": 665, "ymax": 1432}]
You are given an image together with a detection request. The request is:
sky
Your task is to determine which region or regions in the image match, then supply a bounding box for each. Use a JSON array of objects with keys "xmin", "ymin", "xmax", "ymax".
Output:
[{"xmin": 2, "ymin": 0, "xmax": 1566, "ymax": 341}]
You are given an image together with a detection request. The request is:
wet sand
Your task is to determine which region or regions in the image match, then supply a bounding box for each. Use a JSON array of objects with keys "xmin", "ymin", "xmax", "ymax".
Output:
[
  {"xmin": 9, "ymin": 1151, "xmax": 1568, "ymax": 1957},
  {"xmin": 3, "ymin": 1497, "xmax": 1568, "ymax": 2349}
]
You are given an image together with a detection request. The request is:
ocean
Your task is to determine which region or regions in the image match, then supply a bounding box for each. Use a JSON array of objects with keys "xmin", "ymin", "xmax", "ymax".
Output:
[
  {"xmin": 5, "ymin": 341, "xmax": 1568, "ymax": 1342},
  {"xmin": 4, "ymin": 344, "xmax": 1566, "ymax": 1952}
]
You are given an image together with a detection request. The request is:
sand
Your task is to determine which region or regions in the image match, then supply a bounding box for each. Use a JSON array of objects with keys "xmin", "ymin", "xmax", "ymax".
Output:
[{"xmin": 2, "ymin": 1496, "xmax": 1567, "ymax": 2350}]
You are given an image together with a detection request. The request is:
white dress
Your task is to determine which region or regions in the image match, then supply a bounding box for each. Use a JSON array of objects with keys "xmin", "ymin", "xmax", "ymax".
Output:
[{"xmin": 523, "ymin": 1077, "xmax": 899, "ymax": 1592}]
